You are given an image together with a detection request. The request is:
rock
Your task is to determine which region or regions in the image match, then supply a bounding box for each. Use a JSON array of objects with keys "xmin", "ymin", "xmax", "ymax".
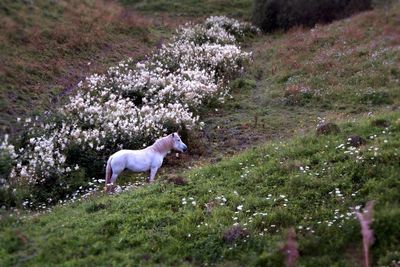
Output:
[
  {"xmin": 316, "ymin": 122, "xmax": 340, "ymax": 135},
  {"xmin": 346, "ymin": 135, "xmax": 367, "ymax": 147}
]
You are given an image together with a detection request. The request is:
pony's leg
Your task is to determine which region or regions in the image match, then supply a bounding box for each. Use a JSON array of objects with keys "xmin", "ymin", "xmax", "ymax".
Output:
[
  {"xmin": 110, "ymin": 173, "xmax": 119, "ymax": 184},
  {"xmin": 107, "ymin": 166, "xmax": 123, "ymax": 193},
  {"xmin": 149, "ymin": 167, "xmax": 158, "ymax": 183},
  {"xmin": 105, "ymin": 173, "xmax": 119, "ymax": 193}
]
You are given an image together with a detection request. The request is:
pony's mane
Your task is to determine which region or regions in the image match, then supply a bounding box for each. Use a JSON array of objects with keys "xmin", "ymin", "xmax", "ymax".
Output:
[{"xmin": 151, "ymin": 135, "xmax": 173, "ymax": 154}]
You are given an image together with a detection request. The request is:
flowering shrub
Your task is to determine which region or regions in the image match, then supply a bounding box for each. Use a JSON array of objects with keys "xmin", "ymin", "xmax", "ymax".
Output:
[
  {"xmin": 150, "ymin": 42, "xmax": 251, "ymax": 81},
  {"xmin": 114, "ymin": 63, "xmax": 222, "ymax": 107},
  {"xmin": 0, "ymin": 16, "xmax": 258, "ymax": 208},
  {"xmin": 175, "ymin": 16, "xmax": 259, "ymax": 45}
]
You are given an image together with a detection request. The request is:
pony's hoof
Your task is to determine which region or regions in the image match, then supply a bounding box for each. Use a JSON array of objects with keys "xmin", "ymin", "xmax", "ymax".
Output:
[{"xmin": 104, "ymin": 184, "xmax": 115, "ymax": 194}]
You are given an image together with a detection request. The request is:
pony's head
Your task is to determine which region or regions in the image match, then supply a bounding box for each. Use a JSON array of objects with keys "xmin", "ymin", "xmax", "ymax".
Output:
[{"xmin": 171, "ymin": 132, "xmax": 187, "ymax": 152}]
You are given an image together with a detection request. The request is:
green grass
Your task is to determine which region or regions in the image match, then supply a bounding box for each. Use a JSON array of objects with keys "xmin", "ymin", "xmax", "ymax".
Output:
[
  {"xmin": 1, "ymin": 112, "xmax": 399, "ymax": 266},
  {"xmin": 120, "ymin": 0, "xmax": 253, "ymax": 18}
]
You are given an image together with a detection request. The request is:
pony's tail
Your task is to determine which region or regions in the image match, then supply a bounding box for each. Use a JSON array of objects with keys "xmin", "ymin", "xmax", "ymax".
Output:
[{"xmin": 105, "ymin": 157, "xmax": 113, "ymax": 187}]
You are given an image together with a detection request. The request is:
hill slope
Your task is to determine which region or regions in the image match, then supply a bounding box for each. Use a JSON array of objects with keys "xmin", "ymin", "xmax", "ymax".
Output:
[
  {"xmin": 0, "ymin": 0, "xmax": 180, "ymax": 135},
  {"xmin": 1, "ymin": 1, "xmax": 400, "ymax": 267},
  {"xmin": 0, "ymin": 0, "xmax": 254, "ymax": 135},
  {"xmin": 1, "ymin": 112, "xmax": 399, "ymax": 266},
  {"xmin": 200, "ymin": 2, "xmax": 400, "ymax": 156}
]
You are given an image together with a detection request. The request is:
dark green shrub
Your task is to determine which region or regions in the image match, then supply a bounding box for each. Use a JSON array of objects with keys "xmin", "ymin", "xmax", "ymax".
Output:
[
  {"xmin": 374, "ymin": 208, "xmax": 400, "ymax": 265},
  {"xmin": 252, "ymin": 0, "xmax": 372, "ymax": 32},
  {"xmin": 0, "ymin": 152, "xmax": 12, "ymax": 179},
  {"xmin": 0, "ymin": 150, "xmax": 15, "ymax": 208},
  {"xmin": 65, "ymin": 143, "xmax": 107, "ymax": 180},
  {"xmin": 25, "ymin": 169, "xmax": 87, "ymax": 208},
  {"xmin": 0, "ymin": 188, "xmax": 16, "ymax": 208},
  {"xmin": 372, "ymin": 0, "xmax": 397, "ymax": 7}
]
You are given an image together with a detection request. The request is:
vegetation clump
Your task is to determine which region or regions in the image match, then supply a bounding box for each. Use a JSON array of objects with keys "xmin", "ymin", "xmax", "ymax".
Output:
[
  {"xmin": 252, "ymin": 0, "xmax": 372, "ymax": 32},
  {"xmin": 223, "ymin": 225, "xmax": 249, "ymax": 244},
  {"xmin": 346, "ymin": 135, "xmax": 367, "ymax": 147},
  {"xmin": 284, "ymin": 84, "xmax": 315, "ymax": 106},
  {"xmin": 167, "ymin": 176, "xmax": 188, "ymax": 186},
  {"xmin": 316, "ymin": 122, "xmax": 341, "ymax": 135},
  {"xmin": 371, "ymin": 118, "xmax": 391, "ymax": 128},
  {"xmin": 360, "ymin": 90, "xmax": 392, "ymax": 105}
]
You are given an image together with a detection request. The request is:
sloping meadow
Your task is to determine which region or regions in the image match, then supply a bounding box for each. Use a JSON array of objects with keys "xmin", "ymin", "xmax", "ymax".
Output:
[
  {"xmin": 1, "ymin": 112, "xmax": 399, "ymax": 266},
  {"xmin": 0, "ymin": 16, "xmax": 259, "ymax": 208}
]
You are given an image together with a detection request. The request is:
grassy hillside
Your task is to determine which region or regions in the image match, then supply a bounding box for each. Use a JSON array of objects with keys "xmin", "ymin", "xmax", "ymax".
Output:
[
  {"xmin": 0, "ymin": 0, "xmax": 255, "ymax": 136},
  {"xmin": 1, "ymin": 1, "xmax": 400, "ymax": 266},
  {"xmin": 0, "ymin": 0, "xmax": 184, "ymax": 135},
  {"xmin": 1, "ymin": 112, "xmax": 399, "ymax": 266},
  {"xmin": 199, "ymin": 3, "xmax": 400, "ymax": 156}
]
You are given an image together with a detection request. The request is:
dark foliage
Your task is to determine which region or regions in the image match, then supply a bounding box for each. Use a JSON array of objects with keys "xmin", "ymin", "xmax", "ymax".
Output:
[
  {"xmin": 371, "ymin": 119, "xmax": 391, "ymax": 128},
  {"xmin": 252, "ymin": 0, "xmax": 372, "ymax": 32}
]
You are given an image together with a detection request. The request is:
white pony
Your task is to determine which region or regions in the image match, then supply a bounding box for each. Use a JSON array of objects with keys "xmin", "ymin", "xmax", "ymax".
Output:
[{"xmin": 104, "ymin": 132, "xmax": 187, "ymax": 192}]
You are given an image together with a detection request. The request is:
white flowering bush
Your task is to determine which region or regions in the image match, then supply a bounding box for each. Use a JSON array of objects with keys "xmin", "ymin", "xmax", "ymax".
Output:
[
  {"xmin": 150, "ymin": 42, "xmax": 251, "ymax": 81},
  {"xmin": 204, "ymin": 16, "xmax": 260, "ymax": 39},
  {"xmin": 174, "ymin": 23, "xmax": 237, "ymax": 45},
  {"xmin": 175, "ymin": 16, "xmax": 259, "ymax": 45},
  {"xmin": 110, "ymin": 62, "xmax": 222, "ymax": 107},
  {"xmin": 0, "ymin": 16, "xmax": 258, "ymax": 208}
]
